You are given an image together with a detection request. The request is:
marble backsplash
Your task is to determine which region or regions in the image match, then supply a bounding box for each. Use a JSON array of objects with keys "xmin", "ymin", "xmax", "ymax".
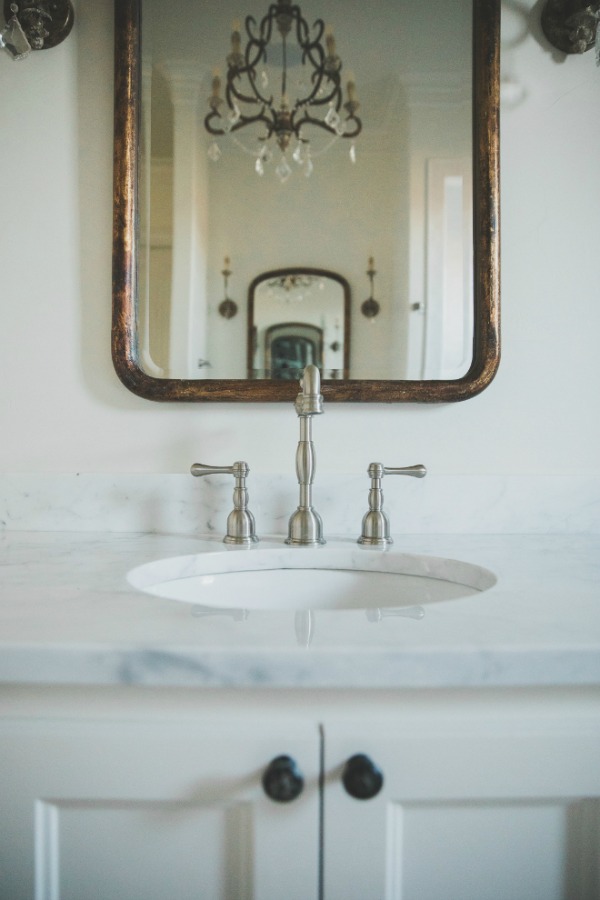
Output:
[{"xmin": 0, "ymin": 474, "xmax": 599, "ymax": 535}]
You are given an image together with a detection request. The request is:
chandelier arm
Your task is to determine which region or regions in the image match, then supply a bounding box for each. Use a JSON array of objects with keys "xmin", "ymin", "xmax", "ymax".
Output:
[
  {"xmin": 205, "ymin": 107, "xmax": 273, "ymax": 138},
  {"xmin": 298, "ymin": 30, "xmax": 326, "ymax": 72},
  {"xmin": 205, "ymin": 108, "xmax": 225, "ymax": 136},
  {"xmin": 243, "ymin": 40, "xmax": 267, "ymax": 73},
  {"xmin": 240, "ymin": 32, "xmax": 274, "ymax": 107},
  {"xmin": 297, "ymin": 15, "xmax": 325, "ymax": 49},
  {"xmin": 230, "ymin": 111, "xmax": 274, "ymax": 135},
  {"xmin": 281, "ymin": 33, "xmax": 288, "ymax": 99},
  {"xmin": 227, "ymin": 72, "xmax": 271, "ymax": 110},
  {"xmin": 245, "ymin": 71, "xmax": 274, "ymax": 109},
  {"xmin": 293, "ymin": 9, "xmax": 326, "ymax": 73},
  {"xmin": 246, "ymin": 11, "xmax": 272, "ymax": 47},
  {"xmin": 303, "ymin": 72, "xmax": 341, "ymax": 109},
  {"xmin": 339, "ymin": 116, "xmax": 361, "ymax": 139},
  {"xmin": 244, "ymin": 29, "xmax": 268, "ymax": 71},
  {"xmin": 294, "ymin": 109, "xmax": 361, "ymax": 140},
  {"xmin": 296, "ymin": 19, "xmax": 329, "ymax": 100},
  {"xmin": 245, "ymin": 9, "xmax": 275, "ymax": 66},
  {"xmin": 237, "ymin": 12, "xmax": 274, "ymax": 108}
]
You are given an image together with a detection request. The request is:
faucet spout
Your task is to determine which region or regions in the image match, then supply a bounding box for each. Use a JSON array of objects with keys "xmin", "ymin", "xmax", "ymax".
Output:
[
  {"xmin": 286, "ymin": 365, "xmax": 325, "ymax": 545},
  {"xmin": 295, "ymin": 363, "xmax": 324, "ymax": 417}
]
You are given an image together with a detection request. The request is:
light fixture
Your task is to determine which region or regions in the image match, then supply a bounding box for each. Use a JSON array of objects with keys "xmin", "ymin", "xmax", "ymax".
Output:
[
  {"xmin": 361, "ymin": 257, "xmax": 380, "ymax": 319},
  {"xmin": 266, "ymin": 273, "xmax": 324, "ymax": 302},
  {"xmin": 1, "ymin": 1, "xmax": 74, "ymax": 59},
  {"xmin": 218, "ymin": 257, "xmax": 238, "ymax": 319},
  {"xmin": 205, "ymin": 0, "xmax": 361, "ymax": 181},
  {"xmin": 541, "ymin": 0, "xmax": 600, "ymax": 59}
]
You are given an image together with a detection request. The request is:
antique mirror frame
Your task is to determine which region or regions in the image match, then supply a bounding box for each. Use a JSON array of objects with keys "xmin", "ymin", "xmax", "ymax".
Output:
[{"xmin": 112, "ymin": 0, "xmax": 500, "ymax": 402}]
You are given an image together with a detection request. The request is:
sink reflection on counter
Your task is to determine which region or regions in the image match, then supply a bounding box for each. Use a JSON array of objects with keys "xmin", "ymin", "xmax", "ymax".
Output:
[{"xmin": 188, "ymin": 602, "xmax": 427, "ymax": 648}]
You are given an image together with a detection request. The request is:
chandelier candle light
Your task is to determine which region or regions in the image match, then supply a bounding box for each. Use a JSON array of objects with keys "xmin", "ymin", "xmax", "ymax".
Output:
[{"xmin": 205, "ymin": 0, "xmax": 362, "ymax": 182}]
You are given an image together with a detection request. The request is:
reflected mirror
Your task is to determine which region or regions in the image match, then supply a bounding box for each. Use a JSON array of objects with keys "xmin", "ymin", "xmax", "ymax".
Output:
[
  {"xmin": 249, "ymin": 268, "xmax": 350, "ymax": 380},
  {"xmin": 112, "ymin": 0, "xmax": 499, "ymax": 402}
]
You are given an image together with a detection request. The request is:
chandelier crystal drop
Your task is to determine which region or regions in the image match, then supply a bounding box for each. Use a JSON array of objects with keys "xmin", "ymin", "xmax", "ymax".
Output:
[{"xmin": 205, "ymin": 0, "xmax": 362, "ymax": 181}]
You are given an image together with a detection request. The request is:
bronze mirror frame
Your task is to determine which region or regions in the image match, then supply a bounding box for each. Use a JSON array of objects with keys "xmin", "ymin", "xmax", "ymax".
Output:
[{"xmin": 112, "ymin": 0, "xmax": 500, "ymax": 403}]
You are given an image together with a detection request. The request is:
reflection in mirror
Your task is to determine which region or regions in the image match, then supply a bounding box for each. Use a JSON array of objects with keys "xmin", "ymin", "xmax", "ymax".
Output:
[
  {"xmin": 248, "ymin": 269, "xmax": 350, "ymax": 380},
  {"xmin": 112, "ymin": 0, "xmax": 499, "ymax": 401}
]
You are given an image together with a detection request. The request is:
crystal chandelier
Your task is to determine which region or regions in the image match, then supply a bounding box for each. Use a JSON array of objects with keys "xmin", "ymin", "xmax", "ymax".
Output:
[
  {"xmin": 265, "ymin": 272, "xmax": 325, "ymax": 301},
  {"xmin": 205, "ymin": 0, "xmax": 362, "ymax": 182}
]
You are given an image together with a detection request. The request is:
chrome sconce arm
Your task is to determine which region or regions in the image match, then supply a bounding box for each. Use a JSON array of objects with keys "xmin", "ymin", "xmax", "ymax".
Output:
[{"xmin": 1, "ymin": 0, "xmax": 74, "ymax": 59}]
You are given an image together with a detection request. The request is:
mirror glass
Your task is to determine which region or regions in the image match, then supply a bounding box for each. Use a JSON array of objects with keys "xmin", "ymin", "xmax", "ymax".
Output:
[
  {"xmin": 112, "ymin": 0, "xmax": 499, "ymax": 401},
  {"xmin": 249, "ymin": 269, "xmax": 350, "ymax": 380}
]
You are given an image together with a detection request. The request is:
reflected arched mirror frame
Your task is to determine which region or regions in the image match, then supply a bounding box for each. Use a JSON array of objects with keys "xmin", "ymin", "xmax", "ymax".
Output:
[
  {"xmin": 112, "ymin": 0, "xmax": 499, "ymax": 402},
  {"xmin": 248, "ymin": 268, "xmax": 351, "ymax": 381}
]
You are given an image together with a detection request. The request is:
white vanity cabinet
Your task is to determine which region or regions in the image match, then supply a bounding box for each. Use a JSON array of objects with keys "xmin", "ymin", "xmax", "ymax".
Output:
[
  {"xmin": 324, "ymin": 701, "xmax": 600, "ymax": 900},
  {"xmin": 1, "ymin": 688, "xmax": 600, "ymax": 900},
  {"xmin": 0, "ymin": 702, "xmax": 321, "ymax": 900}
]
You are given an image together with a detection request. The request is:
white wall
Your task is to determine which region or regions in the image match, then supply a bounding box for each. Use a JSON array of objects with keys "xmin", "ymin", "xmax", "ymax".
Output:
[{"xmin": 1, "ymin": 0, "xmax": 599, "ymax": 478}]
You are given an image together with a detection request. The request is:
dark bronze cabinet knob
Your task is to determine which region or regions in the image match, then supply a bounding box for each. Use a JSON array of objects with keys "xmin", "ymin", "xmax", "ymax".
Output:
[
  {"xmin": 262, "ymin": 755, "xmax": 305, "ymax": 803},
  {"xmin": 342, "ymin": 753, "xmax": 384, "ymax": 800}
]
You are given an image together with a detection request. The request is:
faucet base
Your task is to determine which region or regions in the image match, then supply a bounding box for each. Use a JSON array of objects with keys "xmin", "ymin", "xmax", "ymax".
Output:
[
  {"xmin": 357, "ymin": 535, "xmax": 393, "ymax": 548},
  {"xmin": 358, "ymin": 510, "xmax": 392, "ymax": 547},
  {"xmin": 224, "ymin": 508, "xmax": 259, "ymax": 545},
  {"xmin": 223, "ymin": 534, "xmax": 259, "ymax": 545},
  {"xmin": 286, "ymin": 507, "xmax": 326, "ymax": 546}
]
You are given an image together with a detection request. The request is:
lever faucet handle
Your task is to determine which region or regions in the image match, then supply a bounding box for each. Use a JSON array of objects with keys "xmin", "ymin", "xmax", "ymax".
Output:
[
  {"xmin": 190, "ymin": 461, "xmax": 258, "ymax": 545},
  {"xmin": 358, "ymin": 461, "xmax": 427, "ymax": 547},
  {"xmin": 377, "ymin": 463, "xmax": 427, "ymax": 479}
]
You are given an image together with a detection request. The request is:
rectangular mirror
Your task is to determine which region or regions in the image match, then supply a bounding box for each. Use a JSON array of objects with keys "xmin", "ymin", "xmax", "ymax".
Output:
[{"xmin": 112, "ymin": 0, "xmax": 499, "ymax": 402}]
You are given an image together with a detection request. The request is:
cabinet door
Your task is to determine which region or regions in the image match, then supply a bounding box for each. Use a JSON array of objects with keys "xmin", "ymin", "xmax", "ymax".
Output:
[
  {"xmin": 324, "ymin": 711, "xmax": 600, "ymax": 900},
  {"xmin": 0, "ymin": 718, "xmax": 320, "ymax": 900}
]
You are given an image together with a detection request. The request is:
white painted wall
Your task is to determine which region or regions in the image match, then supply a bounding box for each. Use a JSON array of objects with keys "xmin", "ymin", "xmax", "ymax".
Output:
[{"xmin": 1, "ymin": 0, "xmax": 599, "ymax": 477}]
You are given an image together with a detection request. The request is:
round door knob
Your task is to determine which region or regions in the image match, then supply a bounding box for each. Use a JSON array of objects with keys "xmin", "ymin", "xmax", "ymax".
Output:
[
  {"xmin": 262, "ymin": 755, "xmax": 304, "ymax": 803},
  {"xmin": 342, "ymin": 753, "xmax": 384, "ymax": 800}
]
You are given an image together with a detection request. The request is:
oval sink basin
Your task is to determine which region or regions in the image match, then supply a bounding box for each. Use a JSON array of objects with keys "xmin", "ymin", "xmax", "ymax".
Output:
[{"xmin": 128, "ymin": 546, "xmax": 496, "ymax": 612}]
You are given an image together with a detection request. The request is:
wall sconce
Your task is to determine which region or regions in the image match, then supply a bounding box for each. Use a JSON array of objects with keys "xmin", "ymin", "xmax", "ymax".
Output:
[
  {"xmin": 361, "ymin": 257, "xmax": 380, "ymax": 319},
  {"xmin": 218, "ymin": 257, "xmax": 239, "ymax": 319},
  {"xmin": 1, "ymin": 1, "xmax": 74, "ymax": 59},
  {"xmin": 541, "ymin": 0, "xmax": 599, "ymax": 57}
]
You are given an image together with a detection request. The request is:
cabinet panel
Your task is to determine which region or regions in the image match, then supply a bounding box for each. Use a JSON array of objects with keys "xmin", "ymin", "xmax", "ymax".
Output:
[
  {"xmin": 388, "ymin": 798, "xmax": 600, "ymax": 900},
  {"xmin": 324, "ymin": 719, "xmax": 600, "ymax": 900},
  {"xmin": 36, "ymin": 799, "xmax": 253, "ymax": 900},
  {"xmin": 0, "ymin": 719, "xmax": 320, "ymax": 900}
]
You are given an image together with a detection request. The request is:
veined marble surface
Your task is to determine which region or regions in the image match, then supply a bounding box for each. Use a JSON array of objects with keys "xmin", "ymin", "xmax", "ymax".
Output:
[
  {"xmin": 0, "ymin": 474, "xmax": 599, "ymax": 534},
  {"xmin": 0, "ymin": 531, "xmax": 598, "ymax": 690}
]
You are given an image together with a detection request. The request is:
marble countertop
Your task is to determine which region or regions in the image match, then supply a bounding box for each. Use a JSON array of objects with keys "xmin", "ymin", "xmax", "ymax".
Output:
[{"xmin": 0, "ymin": 531, "xmax": 598, "ymax": 690}]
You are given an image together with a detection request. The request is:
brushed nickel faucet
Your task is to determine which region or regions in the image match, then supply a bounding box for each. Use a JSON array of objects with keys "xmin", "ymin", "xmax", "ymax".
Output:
[
  {"xmin": 358, "ymin": 462, "xmax": 427, "ymax": 547},
  {"xmin": 191, "ymin": 461, "xmax": 258, "ymax": 544},
  {"xmin": 286, "ymin": 364, "xmax": 326, "ymax": 546}
]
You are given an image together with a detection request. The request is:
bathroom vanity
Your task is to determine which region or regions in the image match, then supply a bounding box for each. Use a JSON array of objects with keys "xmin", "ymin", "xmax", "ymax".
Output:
[{"xmin": 1, "ymin": 529, "xmax": 599, "ymax": 899}]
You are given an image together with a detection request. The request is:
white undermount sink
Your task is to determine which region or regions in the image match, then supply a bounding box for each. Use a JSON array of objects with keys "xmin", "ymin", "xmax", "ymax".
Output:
[{"xmin": 127, "ymin": 545, "xmax": 496, "ymax": 612}]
